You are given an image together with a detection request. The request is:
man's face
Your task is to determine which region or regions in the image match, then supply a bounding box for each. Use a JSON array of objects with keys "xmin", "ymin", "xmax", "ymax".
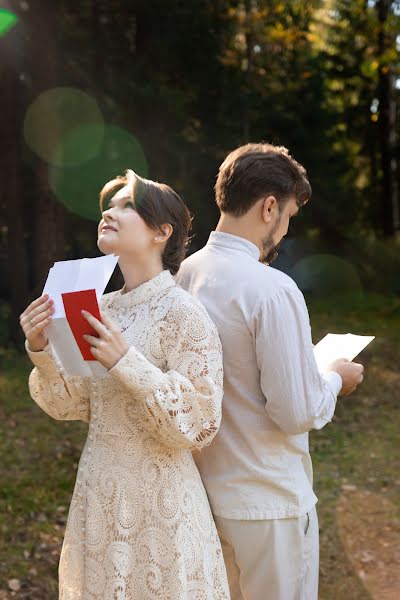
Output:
[{"xmin": 260, "ymin": 195, "xmax": 299, "ymax": 264}]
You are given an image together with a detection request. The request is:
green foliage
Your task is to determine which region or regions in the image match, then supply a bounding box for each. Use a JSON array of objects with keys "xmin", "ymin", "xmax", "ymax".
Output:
[{"xmin": 1, "ymin": 0, "xmax": 399, "ymax": 340}]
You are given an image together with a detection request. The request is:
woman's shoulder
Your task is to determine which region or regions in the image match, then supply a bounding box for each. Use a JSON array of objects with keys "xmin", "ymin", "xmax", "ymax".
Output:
[
  {"xmin": 166, "ymin": 284, "xmax": 217, "ymax": 329},
  {"xmin": 99, "ymin": 289, "xmax": 120, "ymax": 308}
]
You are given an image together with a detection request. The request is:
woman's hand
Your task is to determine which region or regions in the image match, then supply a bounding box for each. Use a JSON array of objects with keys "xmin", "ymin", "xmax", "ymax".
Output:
[
  {"xmin": 82, "ymin": 310, "xmax": 129, "ymax": 370},
  {"xmin": 20, "ymin": 294, "xmax": 55, "ymax": 352}
]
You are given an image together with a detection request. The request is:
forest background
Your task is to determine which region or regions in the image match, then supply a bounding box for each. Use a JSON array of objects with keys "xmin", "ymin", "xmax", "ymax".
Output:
[
  {"xmin": 1, "ymin": 0, "xmax": 400, "ymax": 339},
  {"xmin": 0, "ymin": 1, "xmax": 399, "ymax": 599}
]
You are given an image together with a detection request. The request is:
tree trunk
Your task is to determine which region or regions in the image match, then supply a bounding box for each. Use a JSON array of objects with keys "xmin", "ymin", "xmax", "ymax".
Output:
[
  {"xmin": 2, "ymin": 66, "xmax": 29, "ymax": 343},
  {"xmin": 377, "ymin": 0, "xmax": 399, "ymax": 237},
  {"xmin": 0, "ymin": 2, "xmax": 29, "ymax": 343},
  {"xmin": 243, "ymin": 0, "xmax": 254, "ymax": 142},
  {"xmin": 28, "ymin": 0, "xmax": 66, "ymax": 295}
]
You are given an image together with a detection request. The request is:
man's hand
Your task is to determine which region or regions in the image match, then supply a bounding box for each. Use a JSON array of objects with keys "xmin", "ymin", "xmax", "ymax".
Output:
[
  {"xmin": 328, "ymin": 358, "xmax": 364, "ymax": 396},
  {"xmin": 82, "ymin": 310, "xmax": 129, "ymax": 370},
  {"xmin": 20, "ymin": 294, "xmax": 55, "ymax": 352}
]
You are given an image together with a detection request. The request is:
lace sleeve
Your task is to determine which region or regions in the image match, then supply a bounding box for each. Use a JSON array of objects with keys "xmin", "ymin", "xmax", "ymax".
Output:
[
  {"xmin": 26, "ymin": 341, "xmax": 90, "ymax": 423},
  {"xmin": 109, "ymin": 296, "xmax": 224, "ymax": 450}
]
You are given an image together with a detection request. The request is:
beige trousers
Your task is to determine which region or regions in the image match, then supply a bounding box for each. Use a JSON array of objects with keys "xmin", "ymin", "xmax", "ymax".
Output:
[{"xmin": 214, "ymin": 507, "xmax": 319, "ymax": 600}]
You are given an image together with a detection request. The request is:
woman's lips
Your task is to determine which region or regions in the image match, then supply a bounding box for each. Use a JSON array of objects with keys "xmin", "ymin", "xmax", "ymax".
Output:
[{"xmin": 101, "ymin": 226, "xmax": 117, "ymax": 232}]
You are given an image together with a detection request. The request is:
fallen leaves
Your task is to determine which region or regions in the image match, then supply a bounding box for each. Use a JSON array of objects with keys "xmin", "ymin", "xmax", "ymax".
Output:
[{"xmin": 336, "ymin": 488, "xmax": 400, "ymax": 600}]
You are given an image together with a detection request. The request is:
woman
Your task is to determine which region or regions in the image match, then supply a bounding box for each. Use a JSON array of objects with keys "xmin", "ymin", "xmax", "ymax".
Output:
[{"xmin": 20, "ymin": 171, "xmax": 230, "ymax": 599}]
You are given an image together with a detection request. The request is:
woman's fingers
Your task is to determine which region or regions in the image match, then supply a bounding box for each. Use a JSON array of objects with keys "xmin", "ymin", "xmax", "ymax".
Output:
[
  {"xmin": 30, "ymin": 315, "xmax": 53, "ymax": 334},
  {"xmin": 81, "ymin": 310, "xmax": 108, "ymax": 336},
  {"xmin": 20, "ymin": 294, "xmax": 48, "ymax": 320},
  {"xmin": 100, "ymin": 311, "xmax": 117, "ymax": 332},
  {"xmin": 84, "ymin": 333, "xmax": 100, "ymax": 347},
  {"xmin": 30, "ymin": 303, "xmax": 54, "ymax": 326},
  {"xmin": 20, "ymin": 296, "xmax": 53, "ymax": 326},
  {"xmin": 22, "ymin": 307, "xmax": 53, "ymax": 333}
]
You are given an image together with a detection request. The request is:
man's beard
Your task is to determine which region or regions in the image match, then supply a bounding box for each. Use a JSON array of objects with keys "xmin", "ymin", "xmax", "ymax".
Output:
[{"xmin": 261, "ymin": 238, "xmax": 281, "ymax": 265}]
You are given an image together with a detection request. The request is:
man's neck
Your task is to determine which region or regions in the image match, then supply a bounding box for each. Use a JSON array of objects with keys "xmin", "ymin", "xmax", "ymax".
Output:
[{"xmin": 215, "ymin": 214, "xmax": 260, "ymax": 249}]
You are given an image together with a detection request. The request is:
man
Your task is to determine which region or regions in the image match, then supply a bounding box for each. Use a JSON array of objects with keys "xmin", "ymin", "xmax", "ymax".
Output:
[{"xmin": 176, "ymin": 143, "xmax": 364, "ymax": 600}]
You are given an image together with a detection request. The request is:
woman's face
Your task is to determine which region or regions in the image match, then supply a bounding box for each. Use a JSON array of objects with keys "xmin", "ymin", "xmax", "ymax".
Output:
[{"xmin": 97, "ymin": 186, "xmax": 157, "ymax": 260}]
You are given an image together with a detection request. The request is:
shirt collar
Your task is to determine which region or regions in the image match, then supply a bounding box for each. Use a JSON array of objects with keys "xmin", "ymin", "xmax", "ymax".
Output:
[{"xmin": 207, "ymin": 231, "xmax": 260, "ymax": 261}]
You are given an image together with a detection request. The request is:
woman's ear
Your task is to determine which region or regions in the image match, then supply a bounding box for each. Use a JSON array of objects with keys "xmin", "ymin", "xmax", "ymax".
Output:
[
  {"xmin": 154, "ymin": 223, "xmax": 173, "ymax": 244},
  {"xmin": 262, "ymin": 196, "xmax": 278, "ymax": 224}
]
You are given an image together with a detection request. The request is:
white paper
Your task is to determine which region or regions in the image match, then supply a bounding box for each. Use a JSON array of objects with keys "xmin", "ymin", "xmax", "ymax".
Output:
[
  {"xmin": 313, "ymin": 333, "xmax": 375, "ymax": 372},
  {"xmin": 43, "ymin": 254, "xmax": 119, "ymax": 319},
  {"xmin": 42, "ymin": 255, "xmax": 119, "ymax": 376}
]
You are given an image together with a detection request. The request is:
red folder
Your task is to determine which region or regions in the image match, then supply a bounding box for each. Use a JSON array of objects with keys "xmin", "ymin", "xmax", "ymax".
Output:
[{"xmin": 62, "ymin": 289, "xmax": 101, "ymax": 361}]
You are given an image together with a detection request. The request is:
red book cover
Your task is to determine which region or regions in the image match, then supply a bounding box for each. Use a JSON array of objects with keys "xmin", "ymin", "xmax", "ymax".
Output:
[{"xmin": 62, "ymin": 289, "xmax": 101, "ymax": 361}]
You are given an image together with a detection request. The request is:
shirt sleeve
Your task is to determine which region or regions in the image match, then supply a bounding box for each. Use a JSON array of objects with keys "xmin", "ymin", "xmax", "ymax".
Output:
[
  {"xmin": 109, "ymin": 297, "xmax": 224, "ymax": 451},
  {"xmin": 253, "ymin": 284, "xmax": 342, "ymax": 435},
  {"xmin": 26, "ymin": 341, "xmax": 91, "ymax": 423}
]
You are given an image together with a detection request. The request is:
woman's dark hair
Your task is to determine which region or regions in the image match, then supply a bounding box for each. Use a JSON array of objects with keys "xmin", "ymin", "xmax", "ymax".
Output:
[
  {"xmin": 99, "ymin": 170, "xmax": 192, "ymax": 275},
  {"xmin": 215, "ymin": 143, "xmax": 312, "ymax": 216}
]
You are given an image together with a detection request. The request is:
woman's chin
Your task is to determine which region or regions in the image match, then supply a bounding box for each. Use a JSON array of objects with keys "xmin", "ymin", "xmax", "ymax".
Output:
[{"xmin": 97, "ymin": 238, "xmax": 117, "ymax": 255}]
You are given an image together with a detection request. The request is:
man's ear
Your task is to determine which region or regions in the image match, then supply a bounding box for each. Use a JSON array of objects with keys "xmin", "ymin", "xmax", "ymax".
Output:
[{"xmin": 261, "ymin": 196, "xmax": 278, "ymax": 224}]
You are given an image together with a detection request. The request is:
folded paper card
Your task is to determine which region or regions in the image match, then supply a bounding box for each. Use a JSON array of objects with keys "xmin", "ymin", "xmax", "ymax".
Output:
[
  {"xmin": 62, "ymin": 289, "xmax": 101, "ymax": 361},
  {"xmin": 314, "ymin": 333, "xmax": 375, "ymax": 372},
  {"xmin": 42, "ymin": 254, "xmax": 119, "ymax": 376}
]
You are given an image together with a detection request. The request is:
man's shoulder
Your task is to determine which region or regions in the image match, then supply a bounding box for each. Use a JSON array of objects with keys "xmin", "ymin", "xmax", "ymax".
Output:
[
  {"xmin": 262, "ymin": 265, "xmax": 298, "ymax": 290},
  {"xmin": 180, "ymin": 247, "xmax": 208, "ymax": 269},
  {"xmin": 178, "ymin": 248, "xmax": 299, "ymax": 296}
]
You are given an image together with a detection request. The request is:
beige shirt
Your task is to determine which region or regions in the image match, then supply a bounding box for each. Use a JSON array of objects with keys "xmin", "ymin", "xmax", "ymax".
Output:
[{"xmin": 176, "ymin": 232, "xmax": 342, "ymax": 519}]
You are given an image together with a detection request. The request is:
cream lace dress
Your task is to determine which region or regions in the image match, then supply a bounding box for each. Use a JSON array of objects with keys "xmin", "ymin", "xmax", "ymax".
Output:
[{"xmin": 26, "ymin": 270, "xmax": 230, "ymax": 600}]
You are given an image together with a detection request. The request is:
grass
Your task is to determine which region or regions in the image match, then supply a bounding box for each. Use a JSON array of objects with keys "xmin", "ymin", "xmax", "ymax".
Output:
[
  {"xmin": 0, "ymin": 291, "xmax": 399, "ymax": 599},
  {"xmin": 308, "ymin": 292, "xmax": 400, "ymax": 599}
]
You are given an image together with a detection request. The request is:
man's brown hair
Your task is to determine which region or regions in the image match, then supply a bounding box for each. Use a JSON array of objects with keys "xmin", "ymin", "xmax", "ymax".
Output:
[
  {"xmin": 215, "ymin": 143, "xmax": 311, "ymax": 216},
  {"xmin": 99, "ymin": 170, "xmax": 192, "ymax": 275}
]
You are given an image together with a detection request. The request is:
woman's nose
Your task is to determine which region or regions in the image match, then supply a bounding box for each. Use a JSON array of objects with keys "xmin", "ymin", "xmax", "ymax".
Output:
[{"xmin": 102, "ymin": 207, "xmax": 114, "ymax": 220}]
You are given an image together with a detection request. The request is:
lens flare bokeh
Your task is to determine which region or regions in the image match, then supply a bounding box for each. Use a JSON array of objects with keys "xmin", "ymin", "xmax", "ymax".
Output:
[
  {"xmin": 0, "ymin": 9, "xmax": 18, "ymax": 37},
  {"xmin": 291, "ymin": 254, "xmax": 363, "ymax": 299},
  {"xmin": 49, "ymin": 125, "xmax": 148, "ymax": 221},
  {"xmin": 23, "ymin": 87, "xmax": 104, "ymax": 167}
]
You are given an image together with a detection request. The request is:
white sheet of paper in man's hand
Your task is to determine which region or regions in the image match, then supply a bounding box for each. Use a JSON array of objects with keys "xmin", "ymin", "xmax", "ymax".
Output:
[
  {"xmin": 313, "ymin": 333, "xmax": 375, "ymax": 372},
  {"xmin": 42, "ymin": 254, "xmax": 119, "ymax": 377}
]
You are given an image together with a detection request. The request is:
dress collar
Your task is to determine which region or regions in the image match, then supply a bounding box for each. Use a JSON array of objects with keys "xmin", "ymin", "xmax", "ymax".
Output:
[
  {"xmin": 207, "ymin": 231, "xmax": 260, "ymax": 261},
  {"xmin": 115, "ymin": 269, "xmax": 175, "ymax": 307}
]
